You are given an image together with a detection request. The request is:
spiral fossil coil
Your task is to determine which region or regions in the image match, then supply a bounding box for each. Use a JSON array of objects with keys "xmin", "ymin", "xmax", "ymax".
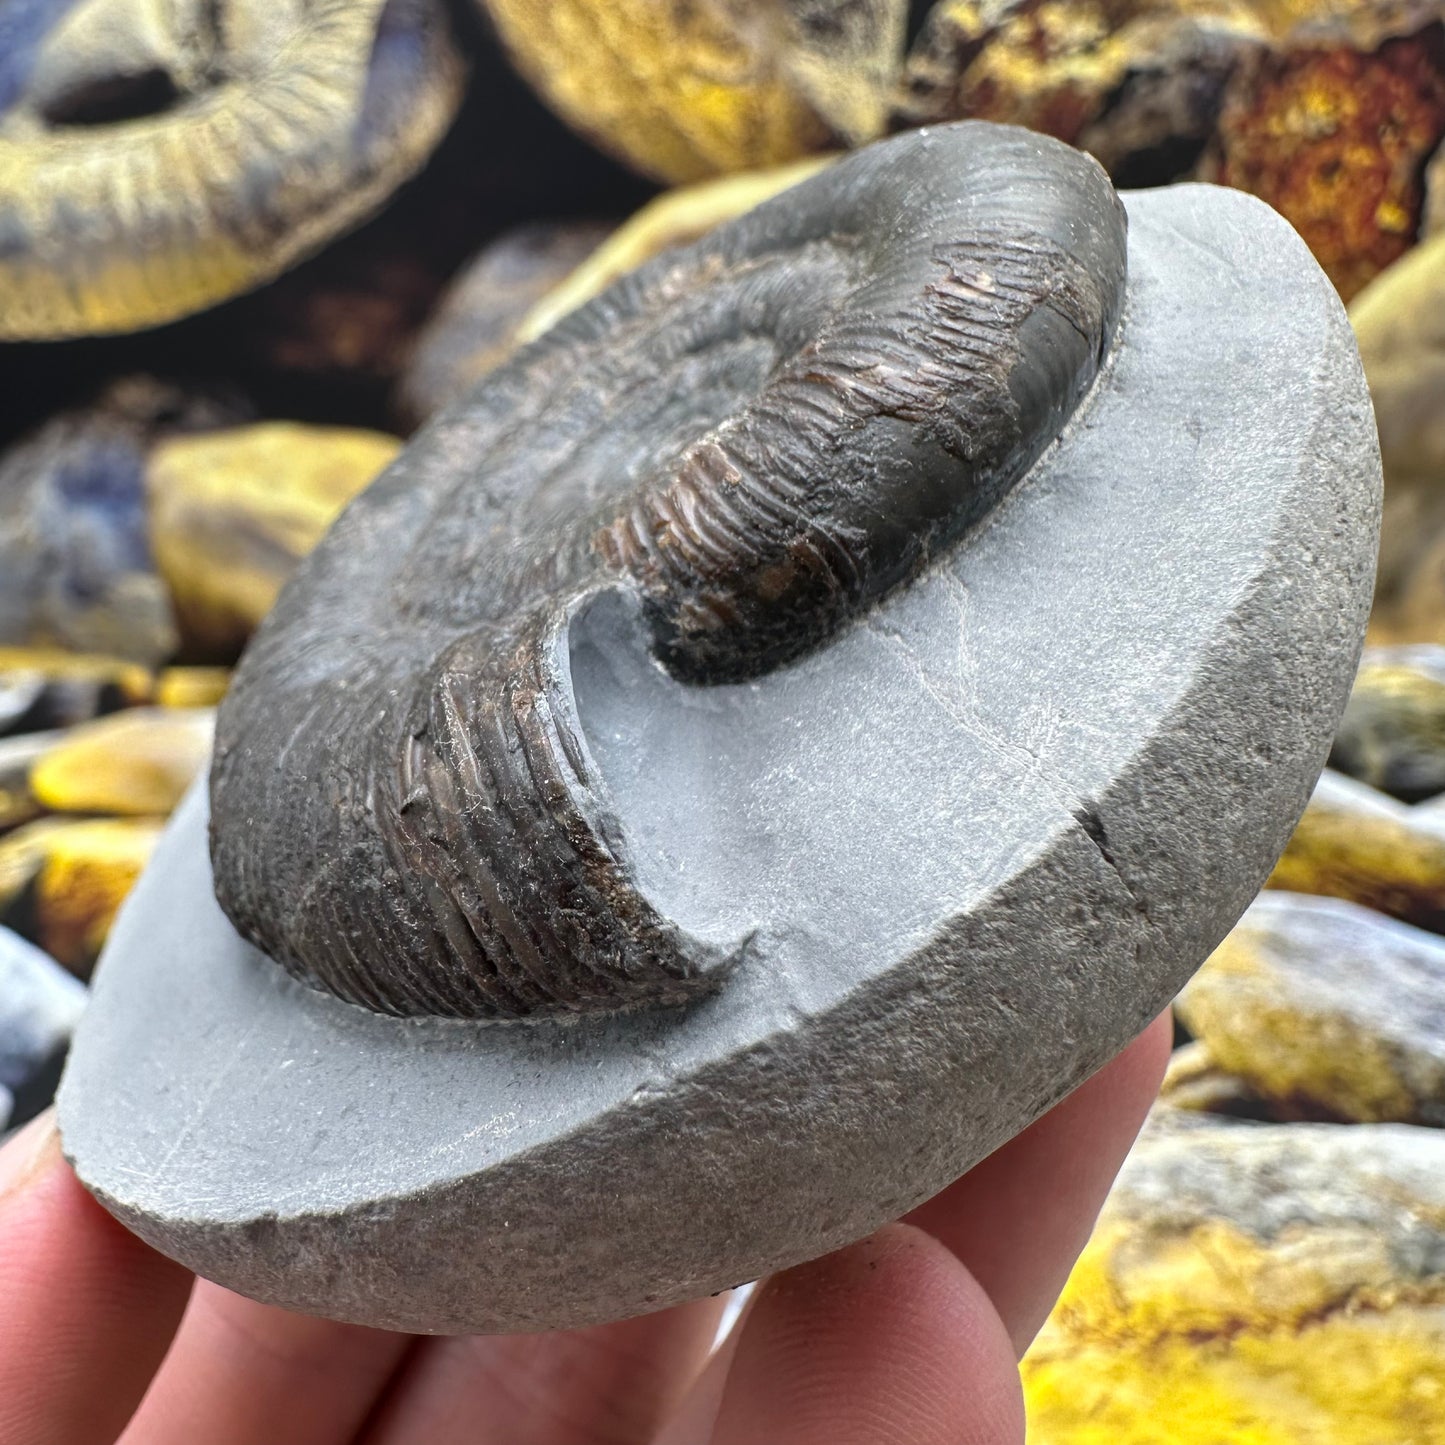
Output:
[{"xmin": 209, "ymin": 123, "xmax": 1129, "ymax": 1020}]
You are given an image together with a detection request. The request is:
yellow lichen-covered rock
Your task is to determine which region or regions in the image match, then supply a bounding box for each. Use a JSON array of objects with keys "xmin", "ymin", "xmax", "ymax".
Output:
[
  {"xmin": 1158, "ymin": 1040, "xmax": 1271, "ymax": 1118},
  {"xmin": 900, "ymin": 1, "xmax": 1445, "ymax": 297},
  {"xmin": 479, "ymin": 0, "xmax": 905, "ymax": 182},
  {"xmin": 147, "ymin": 424, "xmax": 402, "ymax": 659},
  {"xmin": 1351, "ymin": 235, "xmax": 1445, "ymax": 634},
  {"xmin": 0, "ymin": 0, "xmax": 464, "ymax": 339},
  {"xmin": 1178, "ymin": 892, "xmax": 1445, "ymax": 1123},
  {"xmin": 0, "ymin": 647, "xmax": 153, "ymax": 733},
  {"xmin": 1268, "ymin": 767, "xmax": 1445, "ymax": 931},
  {"xmin": 0, "ymin": 816, "xmax": 163, "ymax": 975},
  {"xmin": 1329, "ymin": 646, "xmax": 1445, "ymax": 799},
  {"xmin": 0, "ymin": 731, "xmax": 60, "ymax": 834},
  {"xmin": 1024, "ymin": 1118, "xmax": 1445, "ymax": 1444},
  {"xmin": 29, "ymin": 708, "xmax": 214, "ymax": 818},
  {"xmin": 154, "ymin": 667, "xmax": 231, "ymax": 710}
]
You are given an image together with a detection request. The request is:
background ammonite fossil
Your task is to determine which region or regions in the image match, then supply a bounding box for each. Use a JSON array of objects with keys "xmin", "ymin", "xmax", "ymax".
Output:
[{"xmin": 0, "ymin": 0, "xmax": 464, "ymax": 339}]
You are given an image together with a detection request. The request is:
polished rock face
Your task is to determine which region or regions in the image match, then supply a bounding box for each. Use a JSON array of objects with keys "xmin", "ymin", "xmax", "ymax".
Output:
[{"xmin": 60, "ymin": 169, "xmax": 1380, "ymax": 1334}]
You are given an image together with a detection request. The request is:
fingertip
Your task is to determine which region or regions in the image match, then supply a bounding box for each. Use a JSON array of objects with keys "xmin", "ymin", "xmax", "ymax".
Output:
[
  {"xmin": 0, "ymin": 1110, "xmax": 191, "ymax": 1445},
  {"xmin": 907, "ymin": 1011, "xmax": 1172, "ymax": 1355},
  {"xmin": 709, "ymin": 1223, "xmax": 1024, "ymax": 1445}
]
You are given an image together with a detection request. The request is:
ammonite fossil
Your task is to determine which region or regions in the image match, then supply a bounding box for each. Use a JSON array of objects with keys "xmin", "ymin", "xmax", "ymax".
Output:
[
  {"xmin": 61, "ymin": 120, "xmax": 1378, "ymax": 1336},
  {"xmin": 0, "ymin": 0, "xmax": 463, "ymax": 339},
  {"xmin": 210, "ymin": 123, "xmax": 1130, "ymax": 1020}
]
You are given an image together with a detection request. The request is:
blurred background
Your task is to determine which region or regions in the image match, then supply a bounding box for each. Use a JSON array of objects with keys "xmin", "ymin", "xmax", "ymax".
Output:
[{"xmin": 4, "ymin": 2, "xmax": 1445, "ymax": 1437}]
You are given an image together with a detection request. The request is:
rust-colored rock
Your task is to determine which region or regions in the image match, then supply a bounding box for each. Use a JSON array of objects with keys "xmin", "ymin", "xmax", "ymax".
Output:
[
  {"xmin": 1203, "ymin": 24, "xmax": 1445, "ymax": 299},
  {"xmin": 899, "ymin": 2, "xmax": 1445, "ymax": 296}
]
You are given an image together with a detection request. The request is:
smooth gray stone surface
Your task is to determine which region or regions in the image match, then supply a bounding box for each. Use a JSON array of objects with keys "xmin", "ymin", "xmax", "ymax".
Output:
[
  {"xmin": 1, "ymin": 926, "xmax": 86, "ymax": 1130},
  {"xmin": 59, "ymin": 185, "xmax": 1381, "ymax": 1335}
]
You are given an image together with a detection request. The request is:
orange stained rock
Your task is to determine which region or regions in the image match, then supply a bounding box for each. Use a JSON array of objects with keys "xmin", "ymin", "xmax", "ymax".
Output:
[{"xmin": 1204, "ymin": 29, "xmax": 1445, "ymax": 298}]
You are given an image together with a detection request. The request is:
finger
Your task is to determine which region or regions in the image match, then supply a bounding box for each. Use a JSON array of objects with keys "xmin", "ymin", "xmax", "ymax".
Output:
[
  {"xmin": 0, "ymin": 1110, "xmax": 191, "ymax": 1445},
  {"xmin": 650, "ymin": 1293, "xmax": 754, "ymax": 1445},
  {"xmin": 906, "ymin": 1011, "xmax": 1172, "ymax": 1354},
  {"xmin": 362, "ymin": 1294, "xmax": 726, "ymax": 1445},
  {"xmin": 706, "ymin": 1223, "xmax": 1024, "ymax": 1445},
  {"xmin": 120, "ymin": 1282, "xmax": 411, "ymax": 1445}
]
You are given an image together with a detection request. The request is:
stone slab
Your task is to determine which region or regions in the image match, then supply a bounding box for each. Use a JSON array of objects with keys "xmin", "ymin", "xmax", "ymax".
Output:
[{"xmin": 58, "ymin": 184, "xmax": 1380, "ymax": 1334}]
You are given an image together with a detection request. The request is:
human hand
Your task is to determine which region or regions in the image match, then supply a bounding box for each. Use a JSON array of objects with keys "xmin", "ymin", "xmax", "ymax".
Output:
[{"xmin": 0, "ymin": 1015, "xmax": 1169, "ymax": 1445}]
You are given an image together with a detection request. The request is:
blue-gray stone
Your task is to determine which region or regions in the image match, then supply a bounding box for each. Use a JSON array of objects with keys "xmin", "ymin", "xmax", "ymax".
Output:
[{"xmin": 2, "ymin": 925, "xmax": 85, "ymax": 1130}]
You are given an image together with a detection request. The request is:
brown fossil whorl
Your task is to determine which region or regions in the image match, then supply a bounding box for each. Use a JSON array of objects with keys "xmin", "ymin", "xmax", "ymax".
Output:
[{"xmin": 210, "ymin": 123, "xmax": 1129, "ymax": 1020}]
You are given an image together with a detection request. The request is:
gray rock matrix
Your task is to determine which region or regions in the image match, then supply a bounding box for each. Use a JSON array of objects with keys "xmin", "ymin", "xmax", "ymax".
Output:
[{"xmin": 60, "ymin": 179, "xmax": 1380, "ymax": 1334}]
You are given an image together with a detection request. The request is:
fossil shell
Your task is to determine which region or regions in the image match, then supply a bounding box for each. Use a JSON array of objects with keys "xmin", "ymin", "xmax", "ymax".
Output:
[
  {"xmin": 478, "ymin": 0, "xmax": 906, "ymax": 182},
  {"xmin": 61, "ymin": 172, "xmax": 1381, "ymax": 1334},
  {"xmin": 0, "ymin": 0, "xmax": 464, "ymax": 339},
  {"xmin": 211, "ymin": 124, "xmax": 1129, "ymax": 1020},
  {"xmin": 512, "ymin": 158, "xmax": 834, "ymax": 350}
]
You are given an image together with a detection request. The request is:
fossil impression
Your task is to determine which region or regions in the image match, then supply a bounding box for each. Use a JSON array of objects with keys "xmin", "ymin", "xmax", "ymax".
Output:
[
  {"xmin": 0, "ymin": 0, "xmax": 464, "ymax": 339},
  {"xmin": 211, "ymin": 123, "xmax": 1128, "ymax": 1021}
]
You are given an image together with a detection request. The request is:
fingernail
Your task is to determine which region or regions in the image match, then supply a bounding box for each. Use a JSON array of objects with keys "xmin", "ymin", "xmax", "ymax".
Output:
[{"xmin": 0, "ymin": 1108, "xmax": 61, "ymax": 1204}]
